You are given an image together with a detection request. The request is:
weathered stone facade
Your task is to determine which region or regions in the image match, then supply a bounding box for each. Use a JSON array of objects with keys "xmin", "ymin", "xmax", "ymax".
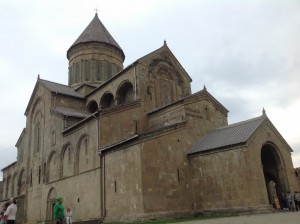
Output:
[
  {"xmin": 295, "ymin": 167, "xmax": 300, "ymax": 190},
  {"xmin": 0, "ymin": 13, "xmax": 298, "ymax": 224}
]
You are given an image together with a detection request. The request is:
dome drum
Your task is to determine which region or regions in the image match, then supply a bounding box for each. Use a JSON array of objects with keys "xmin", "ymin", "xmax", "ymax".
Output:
[
  {"xmin": 66, "ymin": 14, "xmax": 125, "ymax": 88},
  {"xmin": 67, "ymin": 42, "xmax": 125, "ymax": 63}
]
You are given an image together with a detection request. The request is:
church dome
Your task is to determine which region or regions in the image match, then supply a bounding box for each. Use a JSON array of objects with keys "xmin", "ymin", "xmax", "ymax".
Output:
[{"xmin": 67, "ymin": 13, "xmax": 125, "ymax": 88}]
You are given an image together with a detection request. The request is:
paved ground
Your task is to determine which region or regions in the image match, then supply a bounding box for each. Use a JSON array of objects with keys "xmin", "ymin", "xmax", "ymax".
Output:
[{"xmin": 176, "ymin": 212, "xmax": 300, "ymax": 224}]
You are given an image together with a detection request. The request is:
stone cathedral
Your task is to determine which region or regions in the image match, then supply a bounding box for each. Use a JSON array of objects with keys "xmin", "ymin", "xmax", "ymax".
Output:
[{"xmin": 0, "ymin": 13, "xmax": 298, "ymax": 224}]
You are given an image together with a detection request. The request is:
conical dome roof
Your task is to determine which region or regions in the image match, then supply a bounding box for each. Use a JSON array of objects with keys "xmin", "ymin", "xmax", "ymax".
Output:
[
  {"xmin": 67, "ymin": 13, "xmax": 124, "ymax": 58},
  {"xmin": 67, "ymin": 14, "xmax": 125, "ymax": 88}
]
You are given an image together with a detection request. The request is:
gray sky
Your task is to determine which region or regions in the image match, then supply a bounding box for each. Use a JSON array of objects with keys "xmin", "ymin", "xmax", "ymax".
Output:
[{"xmin": 0, "ymin": 0, "xmax": 300, "ymax": 180}]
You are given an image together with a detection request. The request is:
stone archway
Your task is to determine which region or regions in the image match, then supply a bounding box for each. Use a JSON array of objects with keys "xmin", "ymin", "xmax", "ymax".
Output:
[
  {"xmin": 261, "ymin": 143, "xmax": 287, "ymax": 208},
  {"xmin": 47, "ymin": 188, "xmax": 57, "ymax": 220}
]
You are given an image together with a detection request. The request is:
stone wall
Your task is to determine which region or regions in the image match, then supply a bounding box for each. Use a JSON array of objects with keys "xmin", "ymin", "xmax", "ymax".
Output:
[
  {"xmin": 189, "ymin": 146, "xmax": 268, "ymax": 210},
  {"xmin": 104, "ymin": 144, "xmax": 144, "ymax": 222},
  {"xmin": 141, "ymin": 126, "xmax": 193, "ymax": 215}
]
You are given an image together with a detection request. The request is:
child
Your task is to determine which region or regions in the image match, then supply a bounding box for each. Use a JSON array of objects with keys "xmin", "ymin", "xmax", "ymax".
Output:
[
  {"xmin": 66, "ymin": 208, "xmax": 72, "ymax": 224},
  {"xmin": 0, "ymin": 203, "xmax": 9, "ymax": 224},
  {"xmin": 0, "ymin": 209, "xmax": 7, "ymax": 224}
]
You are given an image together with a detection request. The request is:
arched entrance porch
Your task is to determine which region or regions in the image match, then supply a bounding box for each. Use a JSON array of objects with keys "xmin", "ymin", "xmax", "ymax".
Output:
[
  {"xmin": 46, "ymin": 187, "xmax": 57, "ymax": 220},
  {"xmin": 261, "ymin": 142, "xmax": 288, "ymax": 209}
]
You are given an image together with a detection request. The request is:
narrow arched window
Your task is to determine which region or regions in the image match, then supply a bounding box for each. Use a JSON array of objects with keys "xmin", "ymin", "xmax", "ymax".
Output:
[
  {"xmin": 52, "ymin": 131, "xmax": 56, "ymax": 145},
  {"xmin": 34, "ymin": 123, "xmax": 41, "ymax": 152}
]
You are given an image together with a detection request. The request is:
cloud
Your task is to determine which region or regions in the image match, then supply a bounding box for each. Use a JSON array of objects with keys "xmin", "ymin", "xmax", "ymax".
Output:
[{"xmin": 0, "ymin": 146, "xmax": 17, "ymax": 181}]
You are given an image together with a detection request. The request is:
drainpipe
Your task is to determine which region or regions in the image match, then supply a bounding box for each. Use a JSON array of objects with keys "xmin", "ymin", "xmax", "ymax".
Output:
[
  {"xmin": 102, "ymin": 155, "xmax": 106, "ymax": 219},
  {"xmin": 93, "ymin": 113, "xmax": 103, "ymax": 220},
  {"xmin": 93, "ymin": 112, "xmax": 105, "ymax": 221}
]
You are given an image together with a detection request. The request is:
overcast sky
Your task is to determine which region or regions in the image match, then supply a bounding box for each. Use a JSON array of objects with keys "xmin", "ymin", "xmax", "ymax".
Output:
[{"xmin": 0, "ymin": 0, "xmax": 299, "ymax": 180}]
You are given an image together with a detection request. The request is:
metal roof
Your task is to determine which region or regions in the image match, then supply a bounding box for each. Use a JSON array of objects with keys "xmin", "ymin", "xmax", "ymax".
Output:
[
  {"xmin": 188, "ymin": 115, "xmax": 267, "ymax": 155},
  {"xmin": 69, "ymin": 13, "xmax": 123, "ymax": 52},
  {"xmin": 39, "ymin": 79, "xmax": 84, "ymax": 99}
]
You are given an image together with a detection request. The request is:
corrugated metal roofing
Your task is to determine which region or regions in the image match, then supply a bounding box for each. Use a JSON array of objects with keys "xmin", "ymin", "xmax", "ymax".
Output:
[
  {"xmin": 39, "ymin": 79, "xmax": 84, "ymax": 99},
  {"xmin": 70, "ymin": 13, "xmax": 122, "ymax": 52},
  {"xmin": 51, "ymin": 107, "xmax": 90, "ymax": 118},
  {"xmin": 189, "ymin": 115, "xmax": 267, "ymax": 155}
]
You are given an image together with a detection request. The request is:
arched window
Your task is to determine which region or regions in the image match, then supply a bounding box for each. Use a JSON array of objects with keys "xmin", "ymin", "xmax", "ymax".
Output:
[
  {"xmin": 75, "ymin": 63, "xmax": 80, "ymax": 83},
  {"xmin": 18, "ymin": 169, "xmax": 26, "ymax": 195},
  {"xmin": 117, "ymin": 81, "xmax": 133, "ymax": 105},
  {"xmin": 100, "ymin": 92, "xmax": 114, "ymax": 109},
  {"xmin": 12, "ymin": 174, "xmax": 18, "ymax": 197},
  {"xmin": 87, "ymin": 100, "xmax": 98, "ymax": 113},
  {"xmin": 77, "ymin": 135, "xmax": 92, "ymax": 173},
  {"xmin": 34, "ymin": 122, "xmax": 41, "ymax": 152},
  {"xmin": 62, "ymin": 144, "xmax": 74, "ymax": 178},
  {"xmin": 33, "ymin": 109, "xmax": 44, "ymax": 154},
  {"xmin": 52, "ymin": 131, "xmax": 56, "ymax": 145},
  {"xmin": 47, "ymin": 188, "xmax": 57, "ymax": 220},
  {"xmin": 158, "ymin": 71, "xmax": 173, "ymax": 107},
  {"xmin": 6, "ymin": 176, "xmax": 11, "ymax": 198},
  {"xmin": 48, "ymin": 152, "xmax": 59, "ymax": 182}
]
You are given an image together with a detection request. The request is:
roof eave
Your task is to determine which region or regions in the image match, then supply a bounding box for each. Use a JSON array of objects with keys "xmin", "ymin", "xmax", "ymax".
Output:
[
  {"xmin": 67, "ymin": 41, "xmax": 125, "ymax": 61},
  {"xmin": 188, "ymin": 142, "xmax": 247, "ymax": 157},
  {"xmin": 1, "ymin": 161, "xmax": 17, "ymax": 172},
  {"xmin": 98, "ymin": 135, "xmax": 139, "ymax": 155}
]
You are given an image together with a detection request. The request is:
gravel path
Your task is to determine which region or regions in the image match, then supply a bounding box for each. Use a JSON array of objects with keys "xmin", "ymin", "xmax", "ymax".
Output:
[{"xmin": 176, "ymin": 212, "xmax": 300, "ymax": 224}]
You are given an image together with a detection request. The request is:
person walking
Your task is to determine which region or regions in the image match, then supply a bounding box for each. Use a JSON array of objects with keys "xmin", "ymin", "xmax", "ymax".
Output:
[
  {"xmin": 286, "ymin": 191, "xmax": 295, "ymax": 212},
  {"xmin": 294, "ymin": 191, "xmax": 300, "ymax": 211},
  {"xmin": 53, "ymin": 197, "xmax": 65, "ymax": 224},
  {"xmin": 4, "ymin": 198, "xmax": 17, "ymax": 224},
  {"xmin": 281, "ymin": 193, "xmax": 288, "ymax": 211}
]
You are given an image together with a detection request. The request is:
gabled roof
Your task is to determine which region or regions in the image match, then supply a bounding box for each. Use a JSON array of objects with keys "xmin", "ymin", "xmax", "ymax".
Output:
[
  {"xmin": 86, "ymin": 43, "xmax": 192, "ymax": 98},
  {"xmin": 147, "ymin": 87, "xmax": 228, "ymax": 117},
  {"xmin": 68, "ymin": 13, "xmax": 123, "ymax": 56},
  {"xmin": 39, "ymin": 79, "xmax": 84, "ymax": 98},
  {"xmin": 15, "ymin": 128, "xmax": 26, "ymax": 147},
  {"xmin": 1, "ymin": 161, "xmax": 17, "ymax": 172},
  {"xmin": 188, "ymin": 115, "xmax": 267, "ymax": 155},
  {"xmin": 25, "ymin": 78, "xmax": 84, "ymax": 115},
  {"xmin": 50, "ymin": 107, "xmax": 90, "ymax": 118},
  {"xmin": 138, "ymin": 42, "xmax": 192, "ymax": 82}
]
